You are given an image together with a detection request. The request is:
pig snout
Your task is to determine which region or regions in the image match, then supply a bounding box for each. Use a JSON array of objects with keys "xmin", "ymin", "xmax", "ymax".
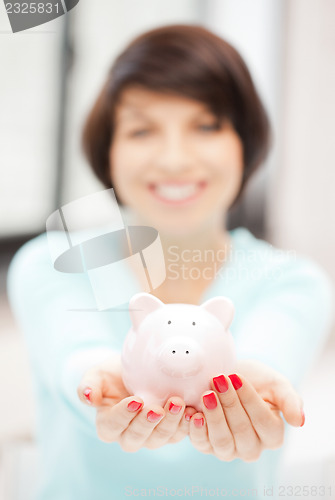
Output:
[{"xmin": 157, "ymin": 336, "xmax": 203, "ymax": 378}]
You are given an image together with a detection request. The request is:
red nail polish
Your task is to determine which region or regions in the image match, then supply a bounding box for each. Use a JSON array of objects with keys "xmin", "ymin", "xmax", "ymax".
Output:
[
  {"xmin": 194, "ymin": 417, "xmax": 204, "ymax": 428},
  {"xmin": 169, "ymin": 402, "xmax": 182, "ymax": 414},
  {"xmin": 83, "ymin": 388, "xmax": 92, "ymax": 404},
  {"xmin": 213, "ymin": 374, "xmax": 229, "ymax": 393},
  {"xmin": 185, "ymin": 414, "xmax": 191, "ymax": 421},
  {"xmin": 300, "ymin": 409, "xmax": 305, "ymax": 427},
  {"xmin": 127, "ymin": 400, "xmax": 143, "ymax": 412},
  {"xmin": 147, "ymin": 410, "xmax": 163, "ymax": 423},
  {"xmin": 203, "ymin": 392, "xmax": 217, "ymax": 409},
  {"xmin": 228, "ymin": 374, "xmax": 243, "ymax": 390}
]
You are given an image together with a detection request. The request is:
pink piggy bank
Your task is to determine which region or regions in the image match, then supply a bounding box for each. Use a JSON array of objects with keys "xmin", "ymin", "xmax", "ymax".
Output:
[{"xmin": 121, "ymin": 292, "xmax": 236, "ymax": 411}]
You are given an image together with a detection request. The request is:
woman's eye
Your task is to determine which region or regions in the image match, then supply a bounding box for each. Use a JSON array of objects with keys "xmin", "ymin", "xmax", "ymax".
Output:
[
  {"xmin": 197, "ymin": 123, "xmax": 220, "ymax": 132},
  {"xmin": 129, "ymin": 129, "xmax": 151, "ymax": 137}
]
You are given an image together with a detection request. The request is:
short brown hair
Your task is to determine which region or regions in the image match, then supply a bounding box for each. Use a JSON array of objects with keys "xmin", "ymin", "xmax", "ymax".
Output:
[{"xmin": 82, "ymin": 24, "xmax": 271, "ymax": 205}]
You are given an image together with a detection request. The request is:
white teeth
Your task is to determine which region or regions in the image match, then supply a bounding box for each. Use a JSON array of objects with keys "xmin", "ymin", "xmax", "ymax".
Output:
[{"xmin": 154, "ymin": 183, "xmax": 199, "ymax": 201}]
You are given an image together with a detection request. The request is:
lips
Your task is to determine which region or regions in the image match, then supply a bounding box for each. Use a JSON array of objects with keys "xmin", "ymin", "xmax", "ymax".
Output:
[{"xmin": 148, "ymin": 181, "xmax": 207, "ymax": 205}]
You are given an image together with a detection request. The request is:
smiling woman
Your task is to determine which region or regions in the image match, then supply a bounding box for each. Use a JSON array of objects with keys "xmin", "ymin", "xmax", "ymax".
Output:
[
  {"xmin": 7, "ymin": 22, "xmax": 334, "ymax": 500},
  {"xmin": 82, "ymin": 24, "xmax": 270, "ymax": 210}
]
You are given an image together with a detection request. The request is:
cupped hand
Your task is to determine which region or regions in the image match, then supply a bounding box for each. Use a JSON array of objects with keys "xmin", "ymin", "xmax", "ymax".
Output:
[
  {"xmin": 188, "ymin": 359, "xmax": 304, "ymax": 462},
  {"xmin": 77, "ymin": 354, "xmax": 194, "ymax": 452}
]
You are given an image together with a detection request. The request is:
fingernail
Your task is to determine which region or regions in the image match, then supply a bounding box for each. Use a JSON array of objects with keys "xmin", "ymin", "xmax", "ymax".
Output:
[
  {"xmin": 169, "ymin": 402, "xmax": 182, "ymax": 414},
  {"xmin": 184, "ymin": 414, "xmax": 191, "ymax": 421},
  {"xmin": 213, "ymin": 374, "xmax": 229, "ymax": 393},
  {"xmin": 300, "ymin": 409, "xmax": 305, "ymax": 427},
  {"xmin": 228, "ymin": 374, "xmax": 243, "ymax": 390},
  {"xmin": 127, "ymin": 400, "xmax": 143, "ymax": 412},
  {"xmin": 83, "ymin": 388, "xmax": 92, "ymax": 404},
  {"xmin": 147, "ymin": 410, "xmax": 163, "ymax": 423},
  {"xmin": 194, "ymin": 417, "xmax": 204, "ymax": 428},
  {"xmin": 203, "ymin": 392, "xmax": 217, "ymax": 409}
]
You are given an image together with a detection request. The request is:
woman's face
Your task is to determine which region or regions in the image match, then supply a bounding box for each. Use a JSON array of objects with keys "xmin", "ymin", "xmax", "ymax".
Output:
[{"xmin": 109, "ymin": 86, "xmax": 244, "ymax": 235}]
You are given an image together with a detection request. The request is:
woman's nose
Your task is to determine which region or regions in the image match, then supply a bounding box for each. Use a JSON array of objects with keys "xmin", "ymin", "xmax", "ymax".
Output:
[{"xmin": 154, "ymin": 131, "xmax": 194, "ymax": 173}]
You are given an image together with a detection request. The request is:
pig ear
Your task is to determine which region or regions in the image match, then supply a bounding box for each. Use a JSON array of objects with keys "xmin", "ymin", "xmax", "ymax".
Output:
[
  {"xmin": 129, "ymin": 292, "xmax": 164, "ymax": 330},
  {"xmin": 201, "ymin": 296, "xmax": 234, "ymax": 330}
]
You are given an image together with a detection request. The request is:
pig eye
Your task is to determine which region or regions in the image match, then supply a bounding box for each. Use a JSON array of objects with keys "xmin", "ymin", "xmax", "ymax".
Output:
[
  {"xmin": 172, "ymin": 350, "xmax": 176, "ymax": 354},
  {"xmin": 186, "ymin": 350, "xmax": 189, "ymax": 354},
  {"xmin": 168, "ymin": 320, "xmax": 171, "ymax": 324},
  {"xmin": 192, "ymin": 322, "xmax": 196, "ymax": 326}
]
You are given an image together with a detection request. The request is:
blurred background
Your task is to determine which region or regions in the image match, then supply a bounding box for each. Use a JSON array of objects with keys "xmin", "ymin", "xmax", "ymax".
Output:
[{"xmin": 0, "ymin": 0, "xmax": 334, "ymax": 498}]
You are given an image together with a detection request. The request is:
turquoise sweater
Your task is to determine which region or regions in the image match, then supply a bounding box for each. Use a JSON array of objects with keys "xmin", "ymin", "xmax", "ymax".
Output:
[{"xmin": 7, "ymin": 227, "xmax": 334, "ymax": 500}]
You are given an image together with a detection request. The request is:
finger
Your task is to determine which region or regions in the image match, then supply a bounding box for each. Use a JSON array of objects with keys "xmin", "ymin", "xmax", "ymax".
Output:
[
  {"xmin": 200, "ymin": 390, "xmax": 236, "ymax": 460},
  {"xmin": 270, "ymin": 376, "xmax": 304, "ymax": 427},
  {"xmin": 144, "ymin": 397, "xmax": 185, "ymax": 448},
  {"xmin": 78, "ymin": 369, "xmax": 107, "ymax": 407},
  {"xmin": 219, "ymin": 373, "xmax": 284, "ymax": 451},
  {"xmin": 96, "ymin": 396, "xmax": 144, "ymax": 443},
  {"xmin": 210, "ymin": 375, "xmax": 262, "ymax": 459},
  {"xmin": 189, "ymin": 412, "xmax": 213, "ymax": 455},
  {"xmin": 184, "ymin": 406, "xmax": 198, "ymax": 423},
  {"xmin": 168, "ymin": 406, "xmax": 198, "ymax": 444},
  {"xmin": 119, "ymin": 404, "xmax": 165, "ymax": 452}
]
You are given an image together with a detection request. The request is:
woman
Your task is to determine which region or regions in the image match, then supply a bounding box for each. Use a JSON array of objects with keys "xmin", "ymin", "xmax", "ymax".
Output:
[{"xmin": 7, "ymin": 25, "xmax": 334, "ymax": 499}]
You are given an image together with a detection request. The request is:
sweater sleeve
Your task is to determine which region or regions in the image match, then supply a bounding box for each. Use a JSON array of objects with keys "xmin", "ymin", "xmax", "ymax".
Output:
[
  {"xmin": 7, "ymin": 232, "xmax": 128, "ymax": 435},
  {"xmin": 233, "ymin": 254, "xmax": 335, "ymax": 387}
]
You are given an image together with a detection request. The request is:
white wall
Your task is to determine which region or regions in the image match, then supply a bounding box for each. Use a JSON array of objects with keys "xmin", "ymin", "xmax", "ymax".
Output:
[
  {"xmin": 203, "ymin": 0, "xmax": 285, "ymax": 229},
  {"xmin": 268, "ymin": 0, "xmax": 335, "ymax": 281},
  {"xmin": 0, "ymin": 9, "xmax": 63, "ymax": 236}
]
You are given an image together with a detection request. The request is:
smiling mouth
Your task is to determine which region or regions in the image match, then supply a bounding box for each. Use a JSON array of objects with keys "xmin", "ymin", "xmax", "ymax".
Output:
[{"xmin": 148, "ymin": 181, "xmax": 207, "ymax": 205}]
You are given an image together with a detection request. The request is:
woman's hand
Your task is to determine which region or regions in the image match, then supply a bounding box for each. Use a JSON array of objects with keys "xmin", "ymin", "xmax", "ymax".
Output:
[
  {"xmin": 77, "ymin": 354, "xmax": 193, "ymax": 452},
  {"xmin": 188, "ymin": 359, "xmax": 304, "ymax": 462}
]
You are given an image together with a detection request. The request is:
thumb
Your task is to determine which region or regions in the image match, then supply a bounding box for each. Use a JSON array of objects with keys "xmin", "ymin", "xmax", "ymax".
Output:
[{"xmin": 272, "ymin": 377, "xmax": 305, "ymax": 427}]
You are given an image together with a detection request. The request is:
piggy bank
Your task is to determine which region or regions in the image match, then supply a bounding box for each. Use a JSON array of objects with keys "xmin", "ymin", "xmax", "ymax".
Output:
[{"xmin": 121, "ymin": 292, "xmax": 236, "ymax": 411}]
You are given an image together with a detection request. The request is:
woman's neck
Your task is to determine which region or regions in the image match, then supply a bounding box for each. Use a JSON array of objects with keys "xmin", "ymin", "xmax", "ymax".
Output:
[
  {"xmin": 159, "ymin": 225, "xmax": 231, "ymax": 268},
  {"xmin": 123, "ymin": 208, "xmax": 231, "ymax": 303},
  {"xmin": 123, "ymin": 206, "xmax": 229, "ymax": 252}
]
